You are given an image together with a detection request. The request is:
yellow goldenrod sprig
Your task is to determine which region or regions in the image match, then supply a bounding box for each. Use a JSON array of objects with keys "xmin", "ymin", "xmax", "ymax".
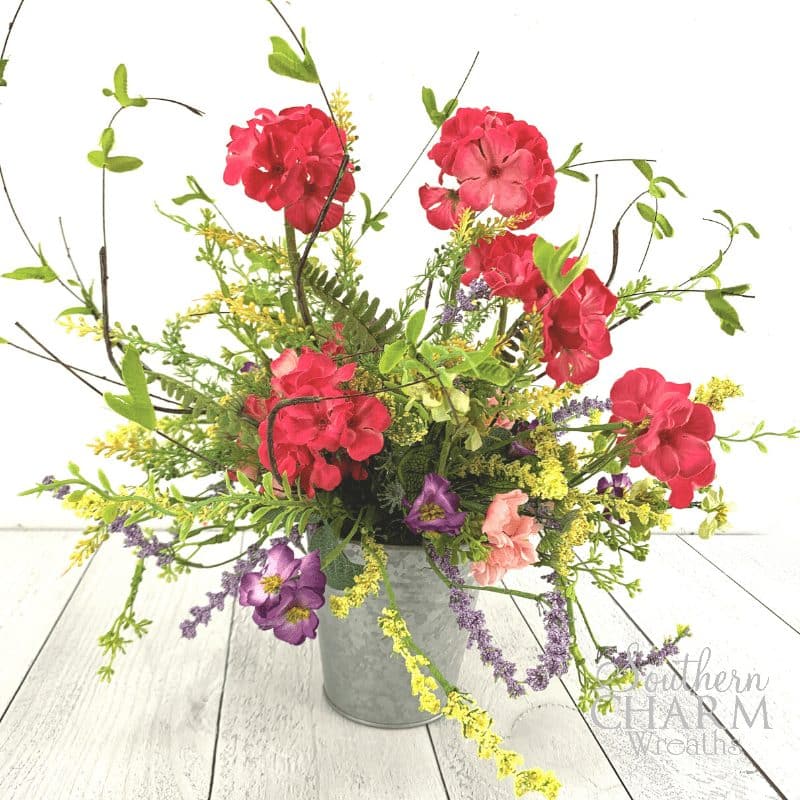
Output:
[
  {"xmin": 328, "ymin": 534, "xmax": 387, "ymax": 618},
  {"xmin": 377, "ymin": 564, "xmax": 561, "ymax": 799},
  {"xmin": 694, "ymin": 376, "xmax": 743, "ymax": 411}
]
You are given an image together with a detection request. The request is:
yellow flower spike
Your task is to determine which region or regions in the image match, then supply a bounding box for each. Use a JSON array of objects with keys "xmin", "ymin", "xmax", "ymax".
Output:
[
  {"xmin": 328, "ymin": 535, "xmax": 387, "ymax": 619},
  {"xmin": 693, "ymin": 376, "xmax": 743, "ymax": 411},
  {"xmin": 514, "ymin": 768, "xmax": 562, "ymax": 799}
]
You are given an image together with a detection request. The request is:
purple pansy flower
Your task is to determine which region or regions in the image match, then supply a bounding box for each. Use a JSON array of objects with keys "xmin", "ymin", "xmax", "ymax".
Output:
[
  {"xmin": 239, "ymin": 543, "xmax": 302, "ymax": 611},
  {"xmin": 253, "ymin": 584, "xmax": 325, "ymax": 644},
  {"xmin": 404, "ymin": 473, "xmax": 467, "ymax": 535},
  {"xmin": 597, "ymin": 473, "xmax": 632, "ymax": 498},
  {"xmin": 238, "ymin": 543, "xmax": 327, "ymax": 645}
]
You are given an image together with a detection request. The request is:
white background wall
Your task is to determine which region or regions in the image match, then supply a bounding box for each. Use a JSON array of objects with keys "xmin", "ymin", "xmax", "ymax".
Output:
[{"xmin": 0, "ymin": 0, "xmax": 797, "ymax": 530}]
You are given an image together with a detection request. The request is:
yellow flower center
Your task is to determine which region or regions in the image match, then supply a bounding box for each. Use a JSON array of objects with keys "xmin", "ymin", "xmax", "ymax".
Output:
[
  {"xmin": 260, "ymin": 575, "xmax": 283, "ymax": 593},
  {"xmin": 419, "ymin": 502, "xmax": 445, "ymax": 522},
  {"xmin": 285, "ymin": 606, "xmax": 311, "ymax": 624}
]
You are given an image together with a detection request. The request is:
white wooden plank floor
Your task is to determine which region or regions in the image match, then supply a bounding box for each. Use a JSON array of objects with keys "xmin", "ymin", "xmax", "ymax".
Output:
[{"xmin": 0, "ymin": 529, "xmax": 796, "ymax": 800}]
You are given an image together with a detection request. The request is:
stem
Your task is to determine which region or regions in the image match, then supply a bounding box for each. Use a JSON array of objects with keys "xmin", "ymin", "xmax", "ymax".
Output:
[
  {"xmin": 569, "ymin": 158, "xmax": 655, "ymax": 168},
  {"xmin": 284, "ymin": 218, "xmax": 312, "ymax": 329},
  {"xmin": 353, "ymin": 51, "xmax": 480, "ymax": 246},
  {"xmin": 555, "ymin": 422, "xmax": 626, "ymax": 433},
  {"xmin": 579, "ymin": 174, "xmax": 599, "ymax": 258},
  {"xmin": 574, "ymin": 595, "xmax": 603, "ymax": 653},
  {"xmin": 322, "ymin": 509, "xmax": 364, "ymax": 569},
  {"xmin": 497, "ymin": 300, "xmax": 508, "ymax": 338},
  {"xmin": 99, "ymin": 245, "xmax": 120, "ymax": 375},
  {"xmin": 379, "ymin": 563, "xmax": 456, "ymax": 694},
  {"xmin": 606, "ymin": 190, "xmax": 648, "ymax": 288}
]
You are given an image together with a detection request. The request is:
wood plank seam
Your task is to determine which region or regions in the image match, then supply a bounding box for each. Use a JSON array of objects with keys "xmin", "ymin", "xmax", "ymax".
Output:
[
  {"xmin": 503, "ymin": 586, "xmax": 636, "ymax": 800},
  {"xmin": 425, "ymin": 723, "xmax": 453, "ymax": 800},
  {"xmin": 0, "ymin": 550, "xmax": 96, "ymax": 726},
  {"xmin": 205, "ymin": 598, "xmax": 237, "ymax": 800},
  {"xmin": 607, "ymin": 590, "xmax": 789, "ymax": 800},
  {"xmin": 676, "ymin": 535, "xmax": 800, "ymax": 637}
]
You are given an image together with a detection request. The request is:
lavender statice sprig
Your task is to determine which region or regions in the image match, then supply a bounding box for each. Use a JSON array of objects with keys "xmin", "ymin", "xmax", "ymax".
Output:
[
  {"xmin": 427, "ymin": 548, "xmax": 571, "ymax": 697},
  {"xmin": 110, "ymin": 514, "xmax": 175, "ymax": 567},
  {"xmin": 179, "ymin": 542, "xmax": 271, "ymax": 639},
  {"xmin": 551, "ymin": 397, "xmax": 613, "ymax": 426},
  {"xmin": 41, "ymin": 474, "xmax": 72, "ymax": 500},
  {"xmin": 599, "ymin": 632, "xmax": 686, "ymax": 674},
  {"xmin": 440, "ymin": 278, "xmax": 492, "ymax": 325}
]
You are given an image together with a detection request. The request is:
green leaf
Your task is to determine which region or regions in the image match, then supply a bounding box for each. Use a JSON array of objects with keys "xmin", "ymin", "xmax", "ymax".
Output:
[
  {"xmin": 110, "ymin": 63, "xmax": 147, "ymax": 108},
  {"xmin": 633, "ymin": 159, "xmax": 653, "ymax": 180},
  {"xmin": 267, "ymin": 30, "xmax": 318, "ymax": 83},
  {"xmin": 406, "ymin": 309, "xmax": 427, "ymax": 345},
  {"xmin": 359, "ymin": 192, "xmax": 388, "ymax": 233},
  {"xmin": 105, "ymin": 156, "xmax": 143, "ymax": 173},
  {"xmin": 0, "ymin": 336, "xmax": 8, "ymax": 344},
  {"xmin": 309, "ymin": 524, "xmax": 361, "ymax": 591},
  {"xmin": 0, "ymin": 58, "xmax": 8, "ymax": 88},
  {"xmin": 100, "ymin": 127, "xmax": 115, "ymax": 156},
  {"xmin": 636, "ymin": 202, "xmax": 673, "ymax": 237},
  {"xmin": 87, "ymin": 150, "xmax": 106, "ymax": 168},
  {"xmin": 648, "ymin": 183, "xmax": 667, "ymax": 199},
  {"xmin": 637, "ymin": 202, "xmax": 656, "ymax": 224},
  {"xmin": 705, "ymin": 289, "xmax": 744, "ymax": 335},
  {"xmin": 2, "ymin": 265, "xmax": 57, "ymax": 283},
  {"xmin": 104, "ymin": 346, "xmax": 157, "ymax": 429},
  {"xmin": 421, "ymin": 86, "xmax": 438, "ymax": 121},
  {"xmin": 654, "ymin": 176, "xmax": 686, "ymax": 197},
  {"xmin": 722, "ymin": 283, "xmax": 751, "ymax": 296},
  {"xmin": 57, "ymin": 306, "xmax": 93, "ymax": 317},
  {"xmin": 379, "ymin": 339, "xmax": 407, "ymax": 374},
  {"xmin": 712, "ymin": 208, "xmax": 735, "ymax": 229},
  {"xmin": 420, "ymin": 86, "xmax": 457, "ymax": 127},
  {"xmin": 736, "ymin": 222, "xmax": 760, "ymax": 239},
  {"xmin": 533, "ymin": 233, "xmax": 586, "ymax": 296},
  {"xmin": 171, "ymin": 175, "xmax": 214, "ymax": 206},
  {"xmin": 556, "ymin": 142, "xmax": 583, "ymax": 172},
  {"xmin": 560, "ymin": 167, "xmax": 590, "ymax": 182}
]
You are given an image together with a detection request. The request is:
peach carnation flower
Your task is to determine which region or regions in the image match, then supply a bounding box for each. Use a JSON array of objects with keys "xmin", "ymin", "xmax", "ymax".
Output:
[{"xmin": 471, "ymin": 489, "xmax": 541, "ymax": 586}]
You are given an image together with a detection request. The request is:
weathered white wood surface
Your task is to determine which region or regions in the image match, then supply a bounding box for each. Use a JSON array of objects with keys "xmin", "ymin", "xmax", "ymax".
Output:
[
  {"xmin": 0, "ymin": 537, "xmax": 232, "ymax": 800},
  {"xmin": 211, "ymin": 606, "xmax": 448, "ymax": 800},
  {"xmin": 0, "ymin": 530, "xmax": 796, "ymax": 800},
  {"xmin": 506, "ymin": 569, "xmax": 782, "ymax": 800},
  {"xmin": 611, "ymin": 534, "xmax": 798, "ymax": 799},
  {"xmin": 0, "ymin": 531, "xmax": 89, "ymax": 717}
]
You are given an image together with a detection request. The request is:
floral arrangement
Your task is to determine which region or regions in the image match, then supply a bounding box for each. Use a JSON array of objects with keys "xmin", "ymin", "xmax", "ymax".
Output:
[{"xmin": 2, "ymin": 5, "xmax": 797, "ymax": 799}]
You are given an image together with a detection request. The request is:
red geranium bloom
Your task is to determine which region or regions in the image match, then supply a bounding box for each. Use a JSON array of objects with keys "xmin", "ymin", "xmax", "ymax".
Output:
[
  {"xmin": 224, "ymin": 105, "xmax": 354, "ymax": 234},
  {"xmin": 334, "ymin": 396, "xmax": 393, "ymax": 462},
  {"xmin": 283, "ymin": 158, "xmax": 356, "ymax": 234},
  {"xmin": 429, "ymin": 107, "xmax": 514, "ymax": 179},
  {"xmin": 541, "ymin": 268, "xmax": 617, "ymax": 386},
  {"xmin": 254, "ymin": 348, "xmax": 391, "ymax": 497},
  {"xmin": 610, "ymin": 368, "xmax": 716, "ymax": 508},
  {"xmin": 452, "ymin": 127, "xmax": 535, "ymax": 216},
  {"xmin": 270, "ymin": 348, "xmax": 355, "ymax": 399},
  {"xmin": 420, "ymin": 107, "xmax": 556, "ymax": 229},
  {"xmin": 419, "ymin": 185, "xmax": 467, "ymax": 230},
  {"xmin": 243, "ymin": 393, "xmax": 271, "ymax": 423},
  {"xmin": 462, "ymin": 232, "xmax": 548, "ymax": 312}
]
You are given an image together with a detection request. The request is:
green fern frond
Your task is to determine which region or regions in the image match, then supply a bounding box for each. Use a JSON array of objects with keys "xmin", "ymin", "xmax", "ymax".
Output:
[{"xmin": 304, "ymin": 264, "xmax": 402, "ymax": 348}]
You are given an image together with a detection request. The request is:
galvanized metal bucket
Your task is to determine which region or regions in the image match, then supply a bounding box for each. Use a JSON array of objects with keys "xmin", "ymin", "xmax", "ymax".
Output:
[{"xmin": 317, "ymin": 543, "xmax": 471, "ymax": 728}]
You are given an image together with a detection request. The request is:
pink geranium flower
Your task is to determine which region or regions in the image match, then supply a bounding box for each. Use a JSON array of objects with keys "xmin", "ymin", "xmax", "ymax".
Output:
[
  {"xmin": 419, "ymin": 184, "xmax": 467, "ymax": 229},
  {"xmin": 610, "ymin": 368, "xmax": 716, "ymax": 508},
  {"xmin": 471, "ymin": 490, "xmax": 541, "ymax": 586},
  {"xmin": 452, "ymin": 127, "xmax": 535, "ymax": 216}
]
